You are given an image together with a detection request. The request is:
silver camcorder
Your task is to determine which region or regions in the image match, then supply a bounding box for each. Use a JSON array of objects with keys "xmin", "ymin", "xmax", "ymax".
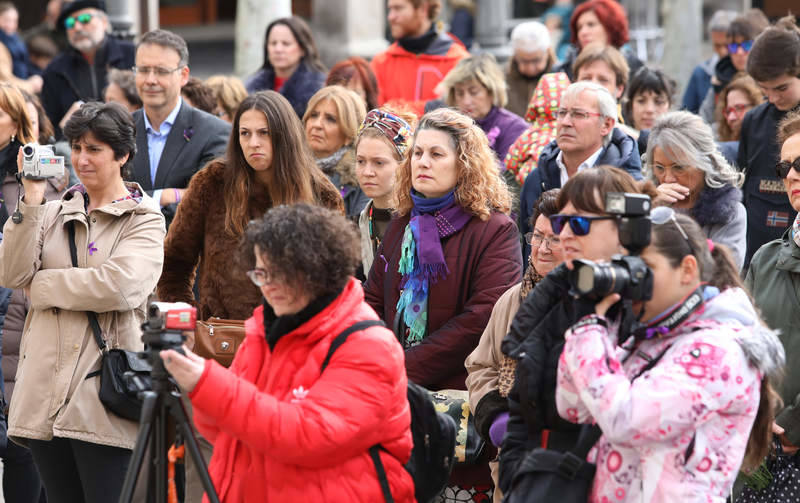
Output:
[{"xmin": 21, "ymin": 143, "xmax": 65, "ymax": 180}]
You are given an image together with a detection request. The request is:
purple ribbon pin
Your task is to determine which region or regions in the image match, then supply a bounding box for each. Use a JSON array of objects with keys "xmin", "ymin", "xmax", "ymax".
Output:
[
  {"xmin": 183, "ymin": 128, "xmax": 194, "ymax": 142},
  {"xmin": 88, "ymin": 242, "xmax": 98, "ymax": 255}
]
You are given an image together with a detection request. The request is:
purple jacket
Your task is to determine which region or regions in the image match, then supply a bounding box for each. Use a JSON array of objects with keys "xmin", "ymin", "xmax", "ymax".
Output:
[{"xmin": 476, "ymin": 106, "xmax": 529, "ymax": 163}]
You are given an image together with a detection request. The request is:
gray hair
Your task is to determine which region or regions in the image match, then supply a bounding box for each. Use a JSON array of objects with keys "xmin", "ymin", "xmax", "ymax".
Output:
[
  {"xmin": 510, "ymin": 21, "xmax": 551, "ymax": 54},
  {"xmin": 562, "ymin": 81, "xmax": 617, "ymax": 145},
  {"xmin": 645, "ymin": 111, "xmax": 743, "ymax": 189},
  {"xmin": 138, "ymin": 29, "xmax": 189, "ymax": 67},
  {"xmin": 708, "ymin": 10, "xmax": 738, "ymax": 35}
]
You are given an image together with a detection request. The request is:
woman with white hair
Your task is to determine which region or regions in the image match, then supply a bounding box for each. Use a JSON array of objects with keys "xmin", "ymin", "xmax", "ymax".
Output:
[
  {"xmin": 647, "ymin": 110, "xmax": 746, "ymax": 269},
  {"xmin": 441, "ymin": 53, "xmax": 529, "ymax": 161},
  {"xmin": 505, "ymin": 21, "xmax": 555, "ymax": 117}
]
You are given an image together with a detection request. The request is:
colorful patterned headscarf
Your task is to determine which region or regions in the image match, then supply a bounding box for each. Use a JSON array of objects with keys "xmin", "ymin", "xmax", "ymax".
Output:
[
  {"xmin": 505, "ymin": 72, "xmax": 571, "ymax": 185},
  {"xmin": 358, "ymin": 109, "xmax": 412, "ymax": 157}
]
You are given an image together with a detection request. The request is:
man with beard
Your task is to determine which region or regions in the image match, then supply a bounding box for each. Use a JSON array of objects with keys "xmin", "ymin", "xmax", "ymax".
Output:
[
  {"xmin": 41, "ymin": 0, "xmax": 134, "ymax": 137},
  {"xmin": 131, "ymin": 29, "xmax": 229, "ymax": 225},
  {"xmin": 370, "ymin": 0, "xmax": 468, "ymax": 115}
]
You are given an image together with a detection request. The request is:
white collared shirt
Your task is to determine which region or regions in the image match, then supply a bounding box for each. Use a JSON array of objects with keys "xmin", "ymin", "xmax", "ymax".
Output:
[{"xmin": 557, "ymin": 146, "xmax": 604, "ymax": 187}]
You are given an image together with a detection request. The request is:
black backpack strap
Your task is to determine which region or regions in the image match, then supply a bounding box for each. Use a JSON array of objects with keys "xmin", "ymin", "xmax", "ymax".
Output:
[
  {"xmin": 571, "ymin": 342, "xmax": 673, "ymax": 459},
  {"xmin": 320, "ymin": 319, "xmax": 385, "ymax": 373},
  {"xmin": 67, "ymin": 221, "xmax": 107, "ymax": 353},
  {"xmin": 369, "ymin": 445, "xmax": 395, "ymax": 503}
]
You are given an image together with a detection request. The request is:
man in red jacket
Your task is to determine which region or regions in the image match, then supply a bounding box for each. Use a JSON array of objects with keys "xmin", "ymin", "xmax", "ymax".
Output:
[{"xmin": 371, "ymin": 0, "xmax": 469, "ymax": 116}]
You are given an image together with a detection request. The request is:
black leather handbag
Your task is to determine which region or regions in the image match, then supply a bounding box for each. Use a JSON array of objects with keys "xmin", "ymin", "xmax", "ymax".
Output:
[{"xmin": 68, "ymin": 221, "xmax": 151, "ymax": 422}]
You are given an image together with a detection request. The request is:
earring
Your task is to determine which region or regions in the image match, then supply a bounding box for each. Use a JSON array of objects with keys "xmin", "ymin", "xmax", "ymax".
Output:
[{"xmin": 10, "ymin": 133, "xmax": 14, "ymax": 143}]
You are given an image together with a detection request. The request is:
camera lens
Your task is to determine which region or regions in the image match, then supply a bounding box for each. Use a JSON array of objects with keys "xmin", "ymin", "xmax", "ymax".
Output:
[
  {"xmin": 22, "ymin": 145, "xmax": 34, "ymax": 156},
  {"xmin": 576, "ymin": 264, "xmax": 597, "ymax": 295}
]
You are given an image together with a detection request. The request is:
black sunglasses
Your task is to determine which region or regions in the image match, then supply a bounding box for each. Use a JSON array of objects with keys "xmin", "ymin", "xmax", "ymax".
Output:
[
  {"xmin": 776, "ymin": 157, "xmax": 800, "ymax": 179},
  {"xmin": 549, "ymin": 214, "xmax": 616, "ymax": 236}
]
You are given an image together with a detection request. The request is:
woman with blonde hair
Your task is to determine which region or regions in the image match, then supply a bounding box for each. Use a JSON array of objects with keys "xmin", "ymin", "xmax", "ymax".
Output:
[
  {"xmin": 206, "ymin": 74, "xmax": 247, "ymax": 123},
  {"xmin": 441, "ymin": 53, "xmax": 528, "ymax": 161},
  {"xmin": 364, "ymin": 107, "xmax": 522, "ymax": 501},
  {"xmin": 715, "ymin": 73, "xmax": 763, "ymax": 142},
  {"xmin": 303, "ymin": 85, "xmax": 368, "ymax": 218}
]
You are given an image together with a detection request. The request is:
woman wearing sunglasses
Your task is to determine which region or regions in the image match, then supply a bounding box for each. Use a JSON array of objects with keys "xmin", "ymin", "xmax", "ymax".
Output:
[
  {"xmin": 498, "ymin": 166, "xmax": 654, "ymax": 496},
  {"xmin": 465, "ymin": 189, "xmax": 563, "ymax": 503},
  {"xmin": 556, "ymin": 208, "xmax": 783, "ymax": 502},
  {"xmin": 645, "ymin": 111, "xmax": 747, "ymax": 270},
  {"xmin": 746, "ymin": 110, "xmax": 800, "ymax": 470}
]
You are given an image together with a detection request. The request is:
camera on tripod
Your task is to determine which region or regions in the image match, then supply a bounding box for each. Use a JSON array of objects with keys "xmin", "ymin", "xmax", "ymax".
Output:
[
  {"xmin": 141, "ymin": 301, "xmax": 197, "ymax": 350},
  {"xmin": 21, "ymin": 142, "xmax": 65, "ymax": 180},
  {"xmin": 568, "ymin": 192, "xmax": 654, "ymax": 301}
]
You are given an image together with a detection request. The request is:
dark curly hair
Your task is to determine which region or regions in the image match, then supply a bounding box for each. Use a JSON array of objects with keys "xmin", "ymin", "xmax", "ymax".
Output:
[
  {"xmin": 64, "ymin": 101, "xmax": 136, "ymax": 177},
  {"xmin": 242, "ymin": 204, "xmax": 360, "ymax": 298}
]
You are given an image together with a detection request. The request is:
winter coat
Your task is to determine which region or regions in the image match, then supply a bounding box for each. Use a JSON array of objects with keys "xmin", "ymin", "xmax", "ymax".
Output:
[
  {"xmin": 245, "ymin": 61, "xmax": 326, "ymax": 119},
  {"xmin": 497, "ymin": 264, "xmax": 582, "ymax": 493},
  {"xmin": 157, "ymin": 160, "xmax": 344, "ymax": 320},
  {"xmin": 41, "ymin": 36, "xmax": 135, "ymax": 135},
  {"xmin": 681, "ymin": 55, "xmax": 718, "ymax": 114},
  {"xmin": 476, "ymin": 106, "xmax": 528, "ymax": 163},
  {"xmin": 0, "ymin": 163, "xmax": 69, "ymax": 406},
  {"xmin": 188, "ymin": 278, "xmax": 414, "ymax": 503},
  {"xmin": 504, "ymin": 72, "xmax": 571, "ymax": 186},
  {"xmin": 325, "ymin": 146, "xmax": 369, "ymax": 220},
  {"xmin": 746, "ymin": 229, "xmax": 800, "ymax": 446},
  {"xmin": 0, "ymin": 30, "xmax": 34, "ymax": 79},
  {"xmin": 519, "ymin": 128, "xmax": 643, "ymax": 260},
  {"xmin": 364, "ymin": 211, "xmax": 522, "ymax": 391},
  {"xmin": 504, "ymin": 58, "xmax": 553, "ymax": 119},
  {"xmin": 556, "ymin": 287, "xmax": 782, "ymax": 502},
  {"xmin": 0, "ymin": 183, "xmax": 165, "ymax": 449},
  {"xmin": 739, "ymin": 101, "xmax": 800, "ymax": 268},
  {"xmin": 684, "ymin": 184, "xmax": 747, "ymax": 270},
  {"xmin": 370, "ymin": 32, "xmax": 469, "ymax": 116}
]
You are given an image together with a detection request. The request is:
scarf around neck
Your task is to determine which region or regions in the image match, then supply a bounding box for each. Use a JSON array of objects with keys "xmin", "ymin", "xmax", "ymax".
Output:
[
  {"xmin": 396, "ymin": 190, "xmax": 471, "ymax": 343},
  {"xmin": 793, "ymin": 212, "xmax": 800, "ymax": 249},
  {"xmin": 315, "ymin": 145, "xmax": 348, "ymax": 175}
]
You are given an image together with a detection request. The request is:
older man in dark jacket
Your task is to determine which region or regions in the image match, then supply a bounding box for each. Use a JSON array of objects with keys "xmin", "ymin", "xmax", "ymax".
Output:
[
  {"xmin": 41, "ymin": 1, "xmax": 134, "ymax": 137},
  {"xmin": 519, "ymin": 81, "xmax": 642, "ymax": 260}
]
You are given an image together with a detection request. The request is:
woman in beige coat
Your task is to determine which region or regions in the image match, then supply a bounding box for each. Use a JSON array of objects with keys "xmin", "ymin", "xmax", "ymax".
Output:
[
  {"xmin": 0, "ymin": 101, "xmax": 165, "ymax": 503},
  {"xmin": 464, "ymin": 188, "xmax": 563, "ymax": 503}
]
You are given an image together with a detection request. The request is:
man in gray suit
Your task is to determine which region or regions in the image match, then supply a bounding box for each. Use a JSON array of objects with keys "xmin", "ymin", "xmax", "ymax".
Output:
[{"xmin": 131, "ymin": 29, "xmax": 229, "ymax": 223}]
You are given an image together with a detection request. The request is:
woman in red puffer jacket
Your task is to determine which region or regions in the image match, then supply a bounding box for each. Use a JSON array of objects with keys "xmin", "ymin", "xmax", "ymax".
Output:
[{"xmin": 162, "ymin": 204, "xmax": 414, "ymax": 502}]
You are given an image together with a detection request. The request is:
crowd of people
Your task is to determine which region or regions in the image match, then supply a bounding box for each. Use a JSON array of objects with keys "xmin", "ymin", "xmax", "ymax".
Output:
[{"xmin": 0, "ymin": 0, "xmax": 797, "ymax": 502}]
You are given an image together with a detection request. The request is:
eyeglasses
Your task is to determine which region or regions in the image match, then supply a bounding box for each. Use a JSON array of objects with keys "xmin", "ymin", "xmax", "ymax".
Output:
[
  {"xmin": 723, "ymin": 104, "xmax": 749, "ymax": 117},
  {"xmin": 246, "ymin": 268, "xmax": 281, "ymax": 287},
  {"xmin": 651, "ymin": 206, "xmax": 690, "ymax": 242},
  {"xmin": 555, "ymin": 108, "xmax": 604, "ymax": 121},
  {"xmin": 549, "ymin": 214, "xmax": 616, "ymax": 236},
  {"xmin": 525, "ymin": 232, "xmax": 561, "ymax": 250},
  {"xmin": 132, "ymin": 65, "xmax": 183, "ymax": 77},
  {"xmin": 64, "ymin": 13, "xmax": 93, "ymax": 29},
  {"xmin": 776, "ymin": 156, "xmax": 800, "ymax": 179},
  {"xmin": 727, "ymin": 40, "xmax": 753, "ymax": 54}
]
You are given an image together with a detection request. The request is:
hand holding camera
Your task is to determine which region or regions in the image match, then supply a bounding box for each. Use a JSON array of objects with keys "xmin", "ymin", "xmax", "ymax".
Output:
[{"xmin": 16, "ymin": 142, "xmax": 66, "ymax": 206}]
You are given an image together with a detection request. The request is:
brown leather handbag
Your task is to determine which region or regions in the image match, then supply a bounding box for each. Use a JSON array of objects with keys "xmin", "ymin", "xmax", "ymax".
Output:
[{"xmin": 194, "ymin": 318, "xmax": 246, "ymax": 367}]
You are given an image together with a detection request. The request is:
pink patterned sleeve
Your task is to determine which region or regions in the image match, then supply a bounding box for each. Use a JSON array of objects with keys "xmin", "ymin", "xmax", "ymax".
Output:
[{"xmin": 557, "ymin": 319, "xmax": 759, "ymax": 448}]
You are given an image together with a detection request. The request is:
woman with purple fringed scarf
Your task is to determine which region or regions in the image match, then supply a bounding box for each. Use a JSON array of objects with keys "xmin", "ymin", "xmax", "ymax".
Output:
[{"xmin": 363, "ymin": 107, "xmax": 523, "ymax": 502}]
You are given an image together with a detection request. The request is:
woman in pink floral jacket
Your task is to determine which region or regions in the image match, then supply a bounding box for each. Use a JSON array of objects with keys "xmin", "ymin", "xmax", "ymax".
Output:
[{"xmin": 556, "ymin": 209, "xmax": 784, "ymax": 503}]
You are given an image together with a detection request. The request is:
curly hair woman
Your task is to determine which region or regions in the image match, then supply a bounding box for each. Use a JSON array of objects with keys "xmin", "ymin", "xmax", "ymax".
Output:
[
  {"xmin": 364, "ymin": 107, "xmax": 522, "ymax": 501},
  {"xmin": 162, "ymin": 203, "xmax": 414, "ymax": 502}
]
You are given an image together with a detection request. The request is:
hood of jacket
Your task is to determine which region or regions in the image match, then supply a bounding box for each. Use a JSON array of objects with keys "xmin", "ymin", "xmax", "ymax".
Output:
[
  {"xmin": 61, "ymin": 182, "xmax": 161, "ymax": 218},
  {"xmin": 691, "ymin": 287, "xmax": 785, "ymax": 379},
  {"xmin": 689, "ymin": 184, "xmax": 742, "ymax": 228},
  {"xmin": 712, "ymin": 55, "xmax": 738, "ymax": 94},
  {"xmin": 332, "ymin": 145, "xmax": 358, "ymax": 188},
  {"xmin": 525, "ymin": 72, "xmax": 570, "ymax": 123}
]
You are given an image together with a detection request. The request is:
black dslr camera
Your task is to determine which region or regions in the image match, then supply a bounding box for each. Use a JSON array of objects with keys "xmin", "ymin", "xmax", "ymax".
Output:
[{"xmin": 568, "ymin": 193, "xmax": 654, "ymax": 301}]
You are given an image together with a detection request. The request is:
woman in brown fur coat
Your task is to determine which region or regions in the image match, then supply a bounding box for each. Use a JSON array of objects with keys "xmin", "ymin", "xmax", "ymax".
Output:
[{"xmin": 157, "ymin": 90, "xmax": 343, "ymax": 321}]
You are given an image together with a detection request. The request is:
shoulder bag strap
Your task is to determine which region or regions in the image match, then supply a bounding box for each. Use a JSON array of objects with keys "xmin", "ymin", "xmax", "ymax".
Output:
[
  {"xmin": 67, "ymin": 220, "xmax": 106, "ymax": 353},
  {"xmin": 571, "ymin": 342, "xmax": 673, "ymax": 459}
]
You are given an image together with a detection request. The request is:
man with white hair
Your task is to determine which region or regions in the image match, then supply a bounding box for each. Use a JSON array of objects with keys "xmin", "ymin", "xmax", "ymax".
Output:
[
  {"xmin": 518, "ymin": 81, "xmax": 642, "ymax": 260},
  {"xmin": 681, "ymin": 9, "xmax": 738, "ymax": 114},
  {"xmin": 506, "ymin": 21, "xmax": 555, "ymax": 117},
  {"xmin": 41, "ymin": 0, "xmax": 135, "ymax": 136}
]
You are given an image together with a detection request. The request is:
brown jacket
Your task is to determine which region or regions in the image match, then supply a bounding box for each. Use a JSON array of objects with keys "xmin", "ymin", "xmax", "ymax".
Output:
[
  {"xmin": 157, "ymin": 161, "xmax": 344, "ymax": 320},
  {"xmin": 0, "ymin": 184, "xmax": 165, "ymax": 449}
]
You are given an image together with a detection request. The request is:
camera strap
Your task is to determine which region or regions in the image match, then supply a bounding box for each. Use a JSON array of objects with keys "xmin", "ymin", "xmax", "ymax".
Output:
[
  {"xmin": 631, "ymin": 285, "xmax": 706, "ymax": 341},
  {"xmin": 11, "ymin": 172, "xmax": 22, "ymax": 224}
]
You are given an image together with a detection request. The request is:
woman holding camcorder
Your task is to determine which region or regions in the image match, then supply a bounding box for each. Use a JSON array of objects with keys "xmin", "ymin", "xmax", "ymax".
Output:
[
  {"xmin": 0, "ymin": 101, "xmax": 165, "ymax": 503},
  {"xmin": 556, "ymin": 209, "xmax": 782, "ymax": 502}
]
